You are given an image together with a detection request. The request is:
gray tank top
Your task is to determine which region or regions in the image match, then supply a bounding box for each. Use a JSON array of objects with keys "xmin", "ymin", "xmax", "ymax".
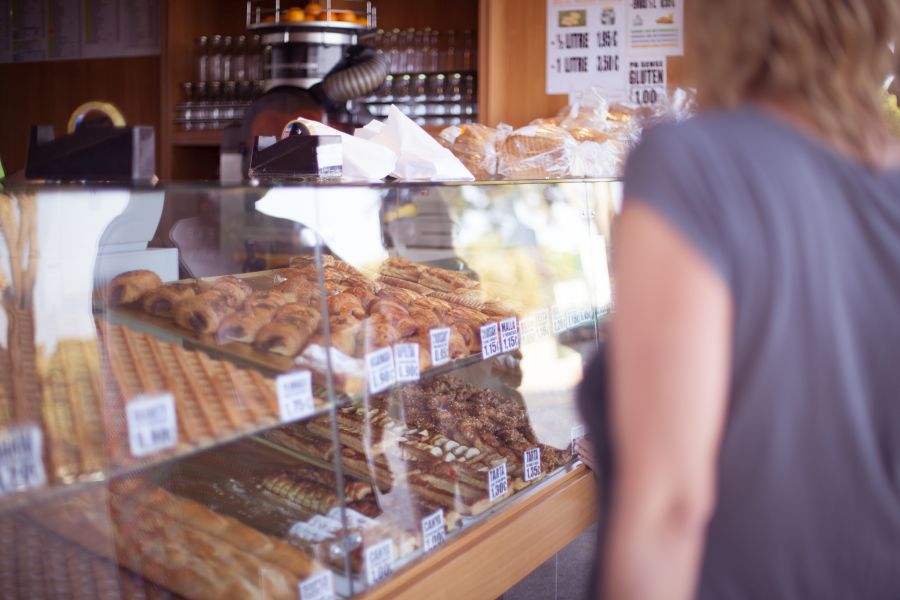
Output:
[{"xmin": 622, "ymin": 106, "xmax": 900, "ymax": 599}]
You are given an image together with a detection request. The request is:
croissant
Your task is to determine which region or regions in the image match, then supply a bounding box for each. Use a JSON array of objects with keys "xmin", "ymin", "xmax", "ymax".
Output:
[
  {"xmin": 244, "ymin": 290, "xmax": 295, "ymax": 312},
  {"xmin": 141, "ymin": 282, "xmax": 199, "ymax": 318},
  {"xmin": 369, "ymin": 299, "xmax": 410, "ymax": 321},
  {"xmin": 275, "ymin": 277, "xmax": 319, "ymax": 305},
  {"xmin": 173, "ymin": 290, "xmax": 233, "ymax": 334},
  {"xmin": 419, "ymin": 267, "xmax": 478, "ymax": 292},
  {"xmin": 377, "ymin": 287, "xmax": 421, "ymax": 305},
  {"xmin": 253, "ymin": 304, "xmax": 322, "ymax": 356},
  {"xmin": 344, "ymin": 286, "xmax": 378, "ymax": 311},
  {"xmin": 108, "ymin": 270, "xmax": 162, "ymax": 306},
  {"xmin": 381, "ymin": 257, "xmax": 424, "ymax": 282},
  {"xmin": 327, "ymin": 293, "xmax": 366, "ymax": 319},
  {"xmin": 409, "ymin": 307, "xmax": 441, "ymax": 331},
  {"xmin": 218, "ymin": 307, "xmax": 275, "ymax": 343}
]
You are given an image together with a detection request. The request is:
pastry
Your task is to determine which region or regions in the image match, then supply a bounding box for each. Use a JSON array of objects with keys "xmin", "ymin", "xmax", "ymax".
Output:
[
  {"xmin": 108, "ymin": 270, "xmax": 162, "ymax": 306},
  {"xmin": 173, "ymin": 290, "xmax": 233, "ymax": 334},
  {"xmin": 217, "ymin": 307, "xmax": 273, "ymax": 343},
  {"xmin": 344, "ymin": 286, "xmax": 378, "ymax": 311},
  {"xmin": 262, "ymin": 474, "xmax": 341, "ymax": 514},
  {"xmin": 253, "ymin": 304, "xmax": 321, "ymax": 356},
  {"xmin": 418, "ymin": 267, "xmax": 478, "ymax": 293},
  {"xmin": 327, "ymin": 292, "xmax": 366, "ymax": 319},
  {"xmin": 141, "ymin": 282, "xmax": 200, "ymax": 318},
  {"xmin": 369, "ymin": 299, "xmax": 410, "ymax": 321},
  {"xmin": 380, "ymin": 257, "xmax": 424, "ymax": 282},
  {"xmin": 378, "ymin": 275, "xmax": 434, "ymax": 296},
  {"xmin": 244, "ymin": 290, "xmax": 295, "ymax": 311},
  {"xmin": 498, "ymin": 123, "xmax": 575, "ymax": 179},
  {"xmin": 210, "ymin": 275, "xmax": 253, "ymax": 308},
  {"xmin": 275, "ymin": 277, "xmax": 319, "ymax": 305}
]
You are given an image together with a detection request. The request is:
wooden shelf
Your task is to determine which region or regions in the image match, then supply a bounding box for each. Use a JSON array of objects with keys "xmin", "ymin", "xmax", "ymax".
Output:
[
  {"xmin": 171, "ymin": 129, "xmax": 224, "ymax": 147},
  {"xmin": 359, "ymin": 465, "xmax": 597, "ymax": 600}
]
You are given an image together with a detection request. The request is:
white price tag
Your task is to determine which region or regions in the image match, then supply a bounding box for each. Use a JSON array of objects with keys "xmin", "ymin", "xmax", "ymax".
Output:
[
  {"xmin": 364, "ymin": 539, "xmax": 395, "ymax": 586},
  {"xmin": 551, "ymin": 305, "xmax": 566, "ymax": 334},
  {"xmin": 498, "ymin": 317, "xmax": 520, "ymax": 353},
  {"xmin": 566, "ymin": 308, "xmax": 580, "ymax": 330},
  {"xmin": 580, "ymin": 306, "xmax": 594, "ymax": 325},
  {"xmin": 393, "ymin": 343, "xmax": 420, "ymax": 382},
  {"xmin": 524, "ymin": 447, "xmax": 542, "ymax": 482},
  {"xmin": 488, "ymin": 462, "xmax": 509, "ymax": 502},
  {"xmin": 126, "ymin": 393, "xmax": 178, "ymax": 458},
  {"xmin": 536, "ymin": 309, "xmax": 552, "ymax": 338},
  {"xmin": 299, "ymin": 570, "xmax": 335, "ymax": 600},
  {"xmin": 366, "ymin": 347, "xmax": 396, "ymax": 394},
  {"xmin": 421, "ymin": 510, "xmax": 446, "ymax": 552},
  {"xmin": 429, "ymin": 327, "xmax": 451, "ymax": 367},
  {"xmin": 571, "ymin": 423, "xmax": 587, "ymax": 446},
  {"xmin": 0, "ymin": 425, "xmax": 46, "ymax": 496},
  {"xmin": 276, "ymin": 370, "xmax": 314, "ymax": 423},
  {"xmin": 480, "ymin": 323, "xmax": 501, "ymax": 358},
  {"xmin": 519, "ymin": 315, "xmax": 538, "ymax": 346}
]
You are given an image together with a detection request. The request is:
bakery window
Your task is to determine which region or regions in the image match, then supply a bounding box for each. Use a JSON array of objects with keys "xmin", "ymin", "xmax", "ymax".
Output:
[{"xmin": 0, "ymin": 179, "xmax": 617, "ymax": 599}]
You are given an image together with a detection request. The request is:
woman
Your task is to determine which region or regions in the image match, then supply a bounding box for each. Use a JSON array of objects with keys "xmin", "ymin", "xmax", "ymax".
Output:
[{"xmin": 585, "ymin": 1, "xmax": 900, "ymax": 599}]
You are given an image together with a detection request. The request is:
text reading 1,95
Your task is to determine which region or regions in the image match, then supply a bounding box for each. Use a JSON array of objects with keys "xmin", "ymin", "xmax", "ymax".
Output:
[
  {"xmin": 364, "ymin": 539, "xmax": 395, "ymax": 585},
  {"xmin": 480, "ymin": 323, "xmax": 501, "ymax": 358},
  {"xmin": 488, "ymin": 462, "xmax": 509, "ymax": 502},
  {"xmin": 421, "ymin": 510, "xmax": 446, "ymax": 552},
  {"xmin": 499, "ymin": 317, "xmax": 520, "ymax": 353},
  {"xmin": 366, "ymin": 347, "xmax": 396, "ymax": 394},
  {"xmin": 276, "ymin": 370, "xmax": 314, "ymax": 423},
  {"xmin": 0, "ymin": 425, "xmax": 46, "ymax": 496},
  {"xmin": 524, "ymin": 447, "xmax": 542, "ymax": 482},
  {"xmin": 393, "ymin": 342, "xmax": 420, "ymax": 382},
  {"xmin": 298, "ymin": 570, "xmax": 334, "ymax": 600},
  {"xmin": 429, "ymin": 327, "xmax": 451, "ymax": 367},
  {"xmin": 126, "ymin": 393, "xmax": 178, "ymax": 458}
]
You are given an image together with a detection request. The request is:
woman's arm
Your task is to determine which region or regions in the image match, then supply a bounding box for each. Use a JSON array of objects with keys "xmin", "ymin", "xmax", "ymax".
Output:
[{"xmin": 602, "ymin": 202, "xmax": 732, "ymax": 600}]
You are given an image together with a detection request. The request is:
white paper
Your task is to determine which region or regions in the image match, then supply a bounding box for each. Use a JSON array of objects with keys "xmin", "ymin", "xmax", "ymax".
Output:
[
  {"xmin": 365, "ymin": 539, "xmax": 395, "ymax": 586},
  {"xmin": 626, "ymin": 0, "xmax": 683, "ymax": 57},
  {"xmin": 126, "ymin": 393, "xmax": 178, "ymax": 458},
  {"xmin": 393, "ymin": 343, "xmax": 420, "ymax": 382},
  {"xmin": 366, "ymin": 347, "xmax": 396, "ymax": 393},
  {"xmin": 291, "ymin": 118, "xmax": 396, "ymax": 180},
  {"xmin": 536, "ymin": 309, "xmax": 553, "ymax": 338},
  {"xmin": 627, "ymin": 55, "xmax": 667, "ymax": 107},
  {"xmin": 365, "ymin": 105, "xmax": 474, "ymax": 181},
  {"xmin": 551, "ymin": 305, "xmax": 567, "ymax": 334},
  {"xmin": 0, "ymin": 425, "xmax": 47, "ymax": 496},
  {"xmin": 498, "ymin": 317, "xmax": 520, "ymax": 353},
  {"xmin": 276, "ymin": 370, "xmax": 315, "ymax": 423},
  {"xmin": 480, "ymin": 323, "xmax": 501, "ymax": 358},
  {"xmin": 524, "ymin": 447, "xmax": 542, "ymax": 482},
  {"xmin": 421, "ymin": 510, "xmax": 446, "ymax": 552},
  {"xmin": 299, "ymin": 571, "xmax": 335, "ymax": 600},
  {"xmin": 488, "ymin": 462, "xmax": 509, "ymax": 502},
  {"xmin": 429, "ymin": 327, "xmax": 451, "ymax": 367}
]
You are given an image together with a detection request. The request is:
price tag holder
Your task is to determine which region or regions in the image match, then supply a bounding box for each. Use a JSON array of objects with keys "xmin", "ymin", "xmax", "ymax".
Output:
[
  {"xmin": 524, "ymin": 447, "xmax": 542, "ymax": 482},
  {"xmin": 299, "ymin": 570, "xmax": 335, "ymax": 600},
  {"xmin": 429, "ymin": 327, "xmax": 451, "ymax": 367},
  {"xmin": 536, "ymin": 308, "xmax": 552, "ymax": 338},
  {"xmin": 126, "ymin": 393, "xmax": 178, "ymax": 458},
  {"xmin": 364, "ymin": 539, "xmax": 395, "ymax": 586},
  {"xmin": 498, "ymin": 317, "xmax": 520, "ymax": 353},
  {"xmin": 551, "ymin": 305, "xmax": 566, "ymax": 334},
  {"xmin": 366, "ymin": 347, "xmax": 396, "ymax": 394},
  {"xmin": 421, "ymin": 509, "xmax": 446, "ymax": 552},
  {"xmin": 276, "ymin": 370, "xmax": 314, "ymax": 423},
  {"xmin": 480, "ymin": 323, "xmax": 501, "ymax": 358},
  {"xmin": 0, "ymin": 425, "xmax": 46, "ymax": 496},
  {"xmin": 393, "ymin": 343, "xmax": 420, "ymax": 382},
  {"xmin": 488, "ymin": 462, "xmax": 509, "ymax": 502}
]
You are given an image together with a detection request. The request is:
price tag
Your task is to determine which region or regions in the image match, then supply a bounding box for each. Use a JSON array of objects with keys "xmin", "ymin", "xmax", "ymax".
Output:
[
  {"xmin": 480, "ymin": 323, "xmax": 501, "ymax": 358},
  {"xmin": 518, "ymin": 315, "xmax": 538, "ymax": 346},
  {"xmin": 276, "ymin": 370, "xmax": 314, "ymax": 423},
  {"xmin": 570, "ymin": 423, "xmax": 587, "ymax": 451},
  {"xmin": 364, "ymin": 539, "xmax": 395, "ymax": 586},
  {"xmin": 536, "ymin": 308, "xmax": 552, "ymax": 338},
  {"xmin": 393, "ymin": 343, "xmax": 420, "ymax": 382},
  {"xmin": 566, "ymin": 308, "xmax": 580, "ymax": 329},
  {"xmin": 366, "ymin": 347, "xmax": 396, "ymax": 394},
  {"xmin": 580, "ymin": 306, "xmax": 595, "ymax": 325},
  {"xmin": 429, "ymin": 327, "xmax": 451, "ymax": 367},
  {"xmin": 498, "ymin": 317, "xmax": 520, "ymax": 353},
  {"xmin": 551, "ymin": 305, "xmax": 566, "ymax": 334},
  {"xmin": 0, "ymin": 425, "xmax": 46, "ymax": 496},
  {"xmin": 299, "ymin": 570, "xmax": 335, "ymax": 600},
  {"xmin": 524, "ymin": 447, "xmax": 542, "ymax": 482},
  {"xmin": 126, "ymin": 393, "xmax": 178, "ymax": 458},
  {"xmin": 421, "ymin": 510, "xmax": 446, "ymax": 552},
  {"xmin": 488, "ymin": 462, "xmax": 509, "ymax": 502}
]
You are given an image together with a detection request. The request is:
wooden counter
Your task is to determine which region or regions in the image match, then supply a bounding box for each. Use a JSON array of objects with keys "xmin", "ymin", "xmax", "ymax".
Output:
[{"xmin": 359, "ymin": 465, "xmax": 597, "ymax": 600}]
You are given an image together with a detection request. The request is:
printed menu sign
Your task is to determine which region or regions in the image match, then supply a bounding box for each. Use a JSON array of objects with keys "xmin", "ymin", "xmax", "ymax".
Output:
[{"xmin": 626, "ymin": 0, "xmax": 683, "ymax": 56}]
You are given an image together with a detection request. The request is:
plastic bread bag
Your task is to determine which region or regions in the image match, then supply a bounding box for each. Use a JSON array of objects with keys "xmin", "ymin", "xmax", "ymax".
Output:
[
  {"xmin": 438, "ymin": 123, "xmax": 513, "ymax": 178},
  {"xmin": 570, "ymin": 139, "xmax": 625, "ymax": 177},
  {"xmin": 554, "ymin": 87, "xmax": 611, "ymax": 140},
  {"xmin": 497, "ymin": 123, "xmax": 577, "ymax": 179}
]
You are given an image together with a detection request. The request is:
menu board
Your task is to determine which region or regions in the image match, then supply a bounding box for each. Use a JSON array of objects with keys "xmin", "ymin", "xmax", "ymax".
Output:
[{"xmin": 0, "ymin": 0, "xmax": 160, "ymax": 64}]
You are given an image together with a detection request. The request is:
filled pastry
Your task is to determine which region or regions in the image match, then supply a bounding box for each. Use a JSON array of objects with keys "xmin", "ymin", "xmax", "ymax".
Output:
[{"xmin": 108, "ymin": 270, "xmax": 162, "ymax": 306}]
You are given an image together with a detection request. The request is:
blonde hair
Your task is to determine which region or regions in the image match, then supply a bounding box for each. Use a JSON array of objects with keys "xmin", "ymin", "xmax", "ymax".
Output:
[{"xmin": 687, "ymin": 0, "xmax": 900, "ymax": 165}]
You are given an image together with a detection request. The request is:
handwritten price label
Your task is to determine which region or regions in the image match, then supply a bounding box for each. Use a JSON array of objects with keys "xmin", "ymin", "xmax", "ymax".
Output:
[
  {"xmin": 488, "ymin": 462, "xmax": 509, "ymax": 502},
  {"xmin": 524, "ymin": 447, "xmax": 542, "ymax": 482},
  {"xmin": 499, "ymin": 317, "xmax": 520, "ymax": 353},
  {"xmin": 366, "ymin": 347, "xmax": 396, "ymax": 394},
  {"xmin": 0, "ymin": 425, "xmax": 46, "ymax": 496},
  {"xmin": 299, "ymin": 570, "xmax": 335, "ymax": 600},
  {"xmin": 365, "ymin": 539, "xmax": 395, "ymax": 586},
  {"xmin": 421, "ymin": 510, "xmax": 446, "ymax": 552},
  {"xmin": 393, "ymin": 343, "xmax": 421, "ymax": 382},
  {"xmin": 429, "ymin": 327, "xmax": 451, "ymax": 367},
  {"xmin": 480, "ymin": 323, "xmax": 501, "ymax": 358},
  {"xmin": 276, "ymin": 370, "xmax": 314, "ymax": 423},
  {"xmin": 126, "ymin": 393, "xmax": 178, "ymax": 458}
]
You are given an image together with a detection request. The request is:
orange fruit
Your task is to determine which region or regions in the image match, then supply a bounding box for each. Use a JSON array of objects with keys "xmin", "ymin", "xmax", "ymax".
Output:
[
  {"xmin": 356, "ymin": 14, "xmax": 369, "ymax": 26},
  {"xmin": 263, "ymin": 14, "xmax": 276, "ymax": 23},
  {"xmin": 305, "ymin": 3, "xmax": 322, "ymax": 13},
  {"xmin": 338, "ymin": 11, "xmax": 356, "ymax": 22},
  {"xmin": 284, "ymin": 7, "xmax": 306, "ymax": 21}
]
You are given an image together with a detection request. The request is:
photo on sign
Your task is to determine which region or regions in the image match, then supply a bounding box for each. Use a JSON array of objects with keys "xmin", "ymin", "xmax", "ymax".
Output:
[
  {"xmin": 601, "ymin": 8, "xmax": 616, "ymax": 26},
  {"xmin": 558, "ymin": 10, "xmax": 587, "ymax": 27},
  {"xmin": 657, "ymin": 13, "xmax": 674, "ymax": 24}
]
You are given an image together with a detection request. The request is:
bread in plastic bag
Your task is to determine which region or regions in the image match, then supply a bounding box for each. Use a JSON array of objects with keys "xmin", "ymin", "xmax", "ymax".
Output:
[
  {"xmin": 497, "ymin": 123, "xmax": 577, "ymax": 179},
  {"xmin": 439, "ymin": 123, "xmax": 512, "ymax": 178}
]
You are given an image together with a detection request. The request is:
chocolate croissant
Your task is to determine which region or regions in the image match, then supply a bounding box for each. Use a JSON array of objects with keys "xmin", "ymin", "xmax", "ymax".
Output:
[
  {"xmin": 141, "ymin": 282, "xmax": 199, "ymax": 318},
  {"xmin": 108, "ymin": 269, "xmax": 162, "ymax": 306},
  {"xmin": 217, "ymin": 307, "xmax": 273, "ymax": 343},
  {"xmin": 327, "ymin": 292, "xmax": 366, "ymax": 319},
  {"xmin": 211, "ymin": 275, "xmax": 253, "ymax": 308},
  {"xmin": 173, "ymin": 290, "xmax": 233, "ymax": 334}
]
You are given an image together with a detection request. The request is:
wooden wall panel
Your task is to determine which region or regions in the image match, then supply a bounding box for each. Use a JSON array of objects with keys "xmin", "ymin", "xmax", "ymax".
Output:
[
  {"xmin": 0, "ymin": 56, "xmax": 160, "ymax": 177},
  {"xmin": 373, "ymin": 0, "xmax": 478, "ymax": 32}
]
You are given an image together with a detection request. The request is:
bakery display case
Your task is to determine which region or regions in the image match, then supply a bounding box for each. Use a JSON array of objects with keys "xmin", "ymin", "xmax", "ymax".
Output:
[{"xmin": 0, "ymin": 178, "xmax": 618, "ymax": 599}]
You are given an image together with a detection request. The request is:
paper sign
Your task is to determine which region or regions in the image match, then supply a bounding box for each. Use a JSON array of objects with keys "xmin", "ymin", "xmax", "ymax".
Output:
[
  {"xmin": 551, "ymin": 305, "xmax": 567, "ymax": 334},
  {"xmin": 571, "ymin": 423, "xmax": 587, "ymax": 445},
  {"xmin": 393, "ymin": 343, "xmax": 421, "ymax": 382},
  {"xmin": 499, "ymin": 317, "xmax": 520, "ymax": 353},
  {"xmin": 126, "ymin": 393, "xmax": 178, "ymax": 458},
  {"xmin": 566, "ymin": 308, "xmax": 580, "ymax": 330},
  {"xmin": 276, "ymin": 371, "xmax": 315, "ymax": 423},
  {"xmin": 524, "ymin": 447, "xmax": 542, "ymax": 482},
  {"xmin": 627, "ymin": 55, "xmax": 667, "ymax": 107},
  {"xmin": 626, "ymin": 0, "xmax": 683, "ymax": 57},
  {"xmin": 365, "ymin": 539, "xmax": 395, "ymax": 585},
  {"xmin": 480, "ymin": 323, "xmax": 501, "ymax": 358},
  {"xmin": 299, "ymin": 570, "xmax": 335, "ymax": 600},
  {"xmin": 519, "ymin": 315, "xmax": 538, "ymax": 346},
  {"xmin": 429, "ymin": 327, "xmax": 451, "ymax": 367},
  {"xmin": 0, "ymin": 425, "xmax": 47, "ymax": 496},
  {"xmin": 421, "ymin": 510, "xmax": 446, "ymax": 552},
  {"xmin": 488, "ymin": 462, "xmax": 509, "ymax": 502},
  {"xmin": 536, "ymin": 309, "xmax": 552, "ymax": 338},
  {"xmin": 580, "ymin": 306, "xmax": 595, "ymax": 325},
  {"xmin": 366, "ymin": 347, "xmax": 396, "ymax": 394}
]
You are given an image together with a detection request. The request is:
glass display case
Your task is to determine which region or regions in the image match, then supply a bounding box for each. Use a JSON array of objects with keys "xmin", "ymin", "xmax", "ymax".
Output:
[{"xmin": 0, "ymin": 179, "xmax": 619, "ymax": 599}]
